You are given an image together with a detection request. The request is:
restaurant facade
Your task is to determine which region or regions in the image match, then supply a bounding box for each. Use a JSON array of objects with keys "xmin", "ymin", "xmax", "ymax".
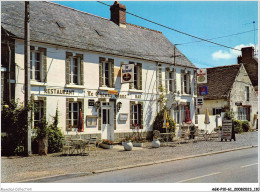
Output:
[{"xmin": 1, "ymin": 1, "xmax": 197, "ymax": 141}]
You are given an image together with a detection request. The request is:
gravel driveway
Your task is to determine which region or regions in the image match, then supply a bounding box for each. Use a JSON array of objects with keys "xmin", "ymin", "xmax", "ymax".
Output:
[{"xmin": 1, "ymin": 131, "xmax": 258, "ymax": 183}]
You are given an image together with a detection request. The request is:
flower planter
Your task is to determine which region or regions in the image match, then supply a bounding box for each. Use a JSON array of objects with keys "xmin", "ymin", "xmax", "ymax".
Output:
[
  {"xmin": 152, "ymin": 139, "xmax": 160, "ymax": 148},
  {"xmin": 132, "ymin": 142, "xmax": 143, "ymax": 147},
  {"xmin": 99, "ymin": 143, "xmax": 113, "ymax": 149},
  {"xmin": 123, "ymin": 141, "xmax": 133, "ymax": 151}
]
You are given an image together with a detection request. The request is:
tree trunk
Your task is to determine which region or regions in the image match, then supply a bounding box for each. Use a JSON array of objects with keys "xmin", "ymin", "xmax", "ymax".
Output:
[{"xmin": 38, "ymin": 137, "xmax": 48, "ymax": 155}]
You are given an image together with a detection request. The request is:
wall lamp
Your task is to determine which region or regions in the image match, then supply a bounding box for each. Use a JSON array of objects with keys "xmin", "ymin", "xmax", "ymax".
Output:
[
  {"xmin": 95, "ymin": 101, "xmax": 100, "ymax": 109},
  {"xmin": 117, "ymin": 101, "xmax": 122, "ymax": 112}
]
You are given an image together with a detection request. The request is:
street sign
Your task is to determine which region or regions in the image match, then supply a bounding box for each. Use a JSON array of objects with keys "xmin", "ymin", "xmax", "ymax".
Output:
[
  {"xmin": 197, "ymin": 98, "xmax": 204, "ymax": 105},
  {"xmin": 199, "ymin": 86, "xmax": 208, "ymax": 95},
  {"xmin": 121, "ymin": 64, "xmax": 134, "ymax": 83}
]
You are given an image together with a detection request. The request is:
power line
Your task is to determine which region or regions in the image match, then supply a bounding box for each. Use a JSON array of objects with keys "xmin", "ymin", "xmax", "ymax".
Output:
[
  {"xmin": 97, "ymin": 1, "xmax": 241, "ymax": 52},
  {"xmin": 176, "ymin": 29, "xmax": 258, "ymax": 45}
]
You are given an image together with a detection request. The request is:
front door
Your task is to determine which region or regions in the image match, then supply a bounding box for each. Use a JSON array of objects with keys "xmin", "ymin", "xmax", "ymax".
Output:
[{"xmin": 101, "ymin": 102, "xmax": 114, "ymax": 141}]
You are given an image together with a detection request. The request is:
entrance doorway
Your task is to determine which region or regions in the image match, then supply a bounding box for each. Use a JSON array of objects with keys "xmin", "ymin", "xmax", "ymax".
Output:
[{"xmin": 101, "ymin": 102, "xmax": 114, "ymax": 141}]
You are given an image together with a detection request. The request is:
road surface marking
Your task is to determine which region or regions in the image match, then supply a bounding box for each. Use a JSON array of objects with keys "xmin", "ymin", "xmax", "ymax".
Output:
[
  {"xmin": 241, "ymin": 163, "xmax": 258, "ymax": 168},
  {"xmin": 176, "ymin": 172, "xmax": 222, "ymax": 183}
]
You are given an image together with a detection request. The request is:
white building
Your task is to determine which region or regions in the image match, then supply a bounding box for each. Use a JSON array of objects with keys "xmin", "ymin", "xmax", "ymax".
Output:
[{"xmin": 1, "ymin": 1, "xmax": 197, "ymax": 141}]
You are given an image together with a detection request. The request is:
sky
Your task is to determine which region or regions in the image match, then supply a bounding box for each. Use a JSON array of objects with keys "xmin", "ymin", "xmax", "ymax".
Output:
[{"xmin": 52, "ymin": 1, "xmax": 258, "ymax": 69}]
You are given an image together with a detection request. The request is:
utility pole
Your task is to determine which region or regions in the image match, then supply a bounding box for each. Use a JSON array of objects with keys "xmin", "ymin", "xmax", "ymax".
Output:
[
  {"xmin": 24, "ymin": 1, "xmax": 31, "ymax": 156},
  {"xmin": 253, "ymin": 21, "xmax": 256, "ymax": 56}
]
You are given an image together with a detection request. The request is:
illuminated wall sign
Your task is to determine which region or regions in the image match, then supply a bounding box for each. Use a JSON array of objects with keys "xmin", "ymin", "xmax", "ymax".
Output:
[
  {"xmin": 197, "ymin": 68, "xmax": 207, "ymax": 84},
  {"xmin": 121, "ymin": 64, "xmax": 134, "ymax": 83}
]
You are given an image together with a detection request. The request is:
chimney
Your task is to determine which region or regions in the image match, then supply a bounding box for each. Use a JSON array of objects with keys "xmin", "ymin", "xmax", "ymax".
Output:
[
  {"xmin": 241, "ymin": 47, "xmax": 254, "ymax": 59},
  {"xmin": 237, "ymin": 56, "xmax": 242, "ymax": 64},
  {"xmin": 110, "ymin": 1, "xmax": 126, "ymax": 28}
]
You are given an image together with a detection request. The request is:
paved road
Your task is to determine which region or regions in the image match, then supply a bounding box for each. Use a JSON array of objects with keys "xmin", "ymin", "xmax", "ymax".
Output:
[{"xmin": 52, "ymin": 147, "xmax": 258, "ymax": 183}]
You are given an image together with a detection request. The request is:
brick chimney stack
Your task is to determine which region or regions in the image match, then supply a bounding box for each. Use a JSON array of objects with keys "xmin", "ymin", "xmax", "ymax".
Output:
[
  {"xmin": 241, "ymin": 47, "xmax": 254, "ymax": 59},
  {"xmin": 110, "ymin": 1, "xmax": 126, "ymax": 28}
]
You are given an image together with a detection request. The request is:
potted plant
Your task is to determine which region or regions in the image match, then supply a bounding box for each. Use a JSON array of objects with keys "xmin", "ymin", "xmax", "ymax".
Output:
[
  {"xmin": 132, "ymin": 136, "xmax": 145, "ymax": 147},
  {"xmin": 121, "ymin": 136, "xmax": 133, "ymax": 151},
  {"xmin": 35, "ymin": 118, "xmax": 49, "ymax": 155},
  {"xmin": 152, "ymin": 136, "xmax": 160, "ymax": 148},
  {"xmin": 99, "ymin": 139, "xmax": 114, "ymax": 149}
]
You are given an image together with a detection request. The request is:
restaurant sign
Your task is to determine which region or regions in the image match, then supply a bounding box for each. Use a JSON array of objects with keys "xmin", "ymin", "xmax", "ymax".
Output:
[
  {"xmin": 197, "ymin": 68, "xmax": 207, "ymax": 84},
  {"xmin": 221, "ymin": 119, "xmax": 233, "ymax": 141},
  {"xmin": 121, "ymin": 64, "xmax": 134, "ymax": 84}
]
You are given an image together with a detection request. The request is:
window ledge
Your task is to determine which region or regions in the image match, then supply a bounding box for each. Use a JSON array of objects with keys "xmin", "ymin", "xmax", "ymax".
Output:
[
  {"xmin": 181, "ymin": 93, "xmax": 192, "ymax": 96},
  {"xmin": 129, "ymin": 89, "xmax": 143, "ymax": 93},
  {"xmin": 30, "ymin": 81, "xmax": 47, "ymax": 87},
  {"xmin": 98, "ymin": 86, "xmax": 115, "ymax": 91},
  {"xmin": 65, "ymin": 84, "xmax": 85, "ymax": 89}
]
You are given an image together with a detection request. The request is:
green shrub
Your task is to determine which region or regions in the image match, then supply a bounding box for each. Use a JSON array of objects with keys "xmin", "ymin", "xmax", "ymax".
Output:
[
  {"xmin": 1, "ymin": 100, "xmax": 32, "ymax": 156},
  {"xmin": 153, "ymin": 108, "xmax": 176, "ymax": 136},
  {"xmin": 224, "ymin": 110, "xmax": 234, "ymax": 120},
  {"xmin": 233, "ymin": 120, "xmax": 243, "ymax": 133},
  {"xmin": 242, "ymin": 121, "xmax": 250, "ymax": 132},
  {"xmin": 47, "ymin": 107, "xmax": 64, "ymax": 153}
]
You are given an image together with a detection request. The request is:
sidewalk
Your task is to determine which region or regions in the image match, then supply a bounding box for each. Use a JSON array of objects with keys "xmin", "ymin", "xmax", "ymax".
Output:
[{"xmin": 1, "ymin": 131, "xmax": 258, "ymax": 183}]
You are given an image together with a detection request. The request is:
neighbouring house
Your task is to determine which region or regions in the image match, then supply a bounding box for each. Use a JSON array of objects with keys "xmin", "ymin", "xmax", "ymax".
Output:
[
  {"xmin": 237, "ymin": 47, "xmax": 258, "ymax": 93},
  {"xmin": 197, "ymin": 64, "xmax": 258, "ymax": 131},
  {"xmin": 1, "ymin": 1, "xmax": 197, "ymax": 141}
]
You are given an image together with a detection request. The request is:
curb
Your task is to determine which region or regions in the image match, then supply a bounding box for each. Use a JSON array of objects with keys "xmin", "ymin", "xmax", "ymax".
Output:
[{"xmin": 18, "ymin": 145, "xmax": 257, "ymax": 183}]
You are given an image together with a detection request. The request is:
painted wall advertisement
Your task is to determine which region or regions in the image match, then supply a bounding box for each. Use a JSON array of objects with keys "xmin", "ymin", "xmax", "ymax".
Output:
[
  {"xmin": 121, "ymin": 64, "xmax": 134, "ymax": 84},
  {"xmin": 197, "ymin": 68, "xmax": 207, "ymax": 84}
]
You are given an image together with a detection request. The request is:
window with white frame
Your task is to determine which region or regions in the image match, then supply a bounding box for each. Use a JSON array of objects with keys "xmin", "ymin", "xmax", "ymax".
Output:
[
  {"xmin": 166, "ymin": 71, "xmax": 174, "ymax": 92},
  {"xmin": 129, "ymin": 62, "xmax": 142, "ymax": 90},
  {"xmin": 132, "ymin": 104, "xmax": 141, "ymax": 127},
  {"xmin": 33, "ymin": 101, "xmax": 44, "ymax": 127},
  {"xmin": 183, "ymin": 74, "xmax": 188, "ymax": 94},
  {"xmin": 102, "ymin": 61, "xmax": 110, "ymax": 87},
  {"xmin": 173, "ymin": 105, "xmax": 189, "ymax": 124},
  {"xmin": 30, "ymin": 51, "xmax": 42, "ymax": 81},
  {"xmin": 69, "ymin": 102, "xmax": 79, "ymax": 127},
  {"xmin": 69, "ymin": 57, "xmax": 81, "ymax": 84},
  {"xmin": 238, "ymin": 107, "xmax": 249, "ymax": 121}
]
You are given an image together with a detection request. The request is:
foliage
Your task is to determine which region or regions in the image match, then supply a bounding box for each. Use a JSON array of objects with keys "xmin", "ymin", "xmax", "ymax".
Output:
[
  {"xmin": 157, "ymin": 85, "xmax": 167, "ymax": 106},
  {"xmin": 121, "ymin": 136, "xmax": 132, "ymax": 142},
  {"xmin": 224, "ymin": 110, "xmax": 234, "ymax": 120},
  {"xmin": 101, "ymin": 139, "xmax": 114, "ymax": 145},
  {"xmin": 233, "ymin": 120, "xmax": 243, "ymax": 134},
  {"xmin": 152, "ymin": 108, "xmax": 176, "ymax": 135},
  {"xmin": 241, "ymin": 121, "xmax": 250, "ymax": 132},
  {"xmin": 47, "ymin": 107, "xmax": 64, "ymax": 153},
  {"xmin": 34, "ymin": 118, "xmax": 49, "ymax": 139},
  {"xmin": 1, "ymin": 100, "xmax": 32, "ymax": 156}
]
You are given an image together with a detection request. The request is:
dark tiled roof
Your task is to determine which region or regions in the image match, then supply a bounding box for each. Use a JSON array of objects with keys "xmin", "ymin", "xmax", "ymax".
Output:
[
  {"xmin": 1, "ymin": 1, "xmax": 196, "ymax": 68},
  {"xmin": 197, "ymin": 64, "xmax": 241, "ymax": 100}
]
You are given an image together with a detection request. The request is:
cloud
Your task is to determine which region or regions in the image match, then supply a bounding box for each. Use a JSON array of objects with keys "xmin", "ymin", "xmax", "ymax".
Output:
[{"xmin": 212, "ymin": 43, "xmax": 258, "ymax": 60}]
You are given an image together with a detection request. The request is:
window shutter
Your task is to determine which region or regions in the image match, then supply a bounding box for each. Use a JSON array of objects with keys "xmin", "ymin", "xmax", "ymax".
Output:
[
  {"xmin": 38, "ymin": 47, "xmax": 47, "ymax": 83},
  {"xmin": 138, "ymin": 101, "xmax": 143, "ymax": 129},
  {"xmin": 188, "ymin": 71, "xmax": 191, "ymax": 94},
  {"xmin": 99, "ymin": 57, "xmax": 105, "ymax": 87},
  {"xmin": 181, "ymin": 70, "xmax": 184, "ymax": 94},
  {"xmin": 98, "ymin": 107, "xmax": 102, "ymax": 130},
  {"xmin": 129, "ymin": 61, "xmax": 134, "ymax": 89},
  {"xmin": 66, "ymin": 52, "xmax": 73, "ymax": 85},
  {"xmin": 76, "ymin": 54, "xmax": 84, "ymax": 85},
  {"xmin": 110, "ymin": 99, "xmax": 116, "ymax": 130},
  {"xmin": 174, "ymin": 69, "xmax": 177, "ymax": 93},
  {"xmin": 165, "ymin": 67, "xmax": 169, "ymax": 91},
  {"xmin": 108, "ymin": 58, "xmax": 114, "ymax": 88},
  {"xmin": 130, "ymin": 101, "xmax": 135, "ymax": 129},
  {"xmin": 137, "ymin": 63, "xmax": 142, "ymax": 90},
  {"xmin": 66, "ymin": 98, "xmax": 73, "ymax": 131}
]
